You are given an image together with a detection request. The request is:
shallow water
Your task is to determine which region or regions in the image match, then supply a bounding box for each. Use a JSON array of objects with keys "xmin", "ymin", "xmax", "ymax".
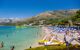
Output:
[{"xmin": 0, "ymin": 26, "xmax": 41, "ymax": 50}]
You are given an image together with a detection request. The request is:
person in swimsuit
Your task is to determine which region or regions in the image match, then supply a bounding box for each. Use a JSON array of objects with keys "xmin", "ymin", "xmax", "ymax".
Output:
[
  {"xmin": 1, "ymin": 41, "xmax": 4, "ymax": 48},
  {"xmin": 30, "ymin": 46, "xmax": 32, "ymax": 48},
  {"xmin": 11, "ymin": 46, "xmax": 15, "ymax": 50}
]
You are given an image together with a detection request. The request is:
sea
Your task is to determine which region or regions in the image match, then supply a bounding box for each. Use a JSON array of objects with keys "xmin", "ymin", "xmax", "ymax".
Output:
[{"xmin": 0, "ymin": 26, "xmax": 41, "ymax": 50}]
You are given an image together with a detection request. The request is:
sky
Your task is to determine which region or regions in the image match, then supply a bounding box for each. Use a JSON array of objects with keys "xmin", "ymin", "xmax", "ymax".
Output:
[{"xmin": 0, "ymin": 0, "xmax": 80, "ymax": 18}]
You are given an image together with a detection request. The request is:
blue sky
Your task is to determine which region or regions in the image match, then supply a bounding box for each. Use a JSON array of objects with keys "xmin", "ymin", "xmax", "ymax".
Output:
[{"xmin": 0, "ymin": 0, "xmax": 80, "ymax": 18}]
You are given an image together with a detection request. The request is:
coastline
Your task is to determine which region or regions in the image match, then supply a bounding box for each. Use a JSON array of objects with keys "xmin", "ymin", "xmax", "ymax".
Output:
[
  {"xmin": 26, "ymin": 26, "xmax": 80, "ymax": 50},
  {"xmin": 0, "ymin": 26, "xmax": 43, "ymax": 50},
  {"xmin": 25, "ymin": 26, "xmax": 47, "ymax": 49}
]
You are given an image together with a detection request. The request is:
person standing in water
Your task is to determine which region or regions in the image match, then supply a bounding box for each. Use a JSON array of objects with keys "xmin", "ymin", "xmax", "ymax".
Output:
[
  {"xmin": 1, "ymin": 41, "xmax": 4, "ymax": 48},
  {"xmin": 11, "ymin": 46, "xmax": 15, "ymax": 50},
  {"xmin": 30, "ymin": 46, "xmax": 32, "ymax": 48}
]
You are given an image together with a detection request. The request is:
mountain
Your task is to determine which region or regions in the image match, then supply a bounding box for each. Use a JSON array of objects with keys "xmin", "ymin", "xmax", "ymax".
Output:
[
  {"xmin": 25, "ymin": 9, "xmax": 79, "ymax": 25},
  {"xmin": 0, "ymin": 9, "xmax": 79, "ymax": 26},
  {"xmin": 36, "ymin": 10, "xmax": 77, "ymax": 18},
  {"xmin": 0, "ymin": 18, "xmax": 26, "ymax": 25}
]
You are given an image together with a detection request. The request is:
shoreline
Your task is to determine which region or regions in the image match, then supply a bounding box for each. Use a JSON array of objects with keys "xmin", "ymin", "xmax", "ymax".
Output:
[
  {"xmin": 28, "ymin": 26, "xmax": 80, "ymax": 49},
  {"xmin": 25, "ymin": 26, "xmax": 47, "ymax": 49}
]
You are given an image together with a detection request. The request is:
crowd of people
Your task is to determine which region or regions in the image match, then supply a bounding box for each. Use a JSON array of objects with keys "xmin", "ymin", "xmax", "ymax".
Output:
[{"xmin": 40, "ymin": 26, "xmax": 80, "ymax": 46}]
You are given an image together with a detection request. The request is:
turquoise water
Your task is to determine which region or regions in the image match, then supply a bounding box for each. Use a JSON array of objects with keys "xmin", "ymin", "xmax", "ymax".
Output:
[{"xmin": 0, "ymin": 26, "xmax": 41, "ymax": 50}]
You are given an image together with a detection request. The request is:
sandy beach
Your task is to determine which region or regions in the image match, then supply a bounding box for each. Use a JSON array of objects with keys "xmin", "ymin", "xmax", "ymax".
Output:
[{"xmin": 38, "ymin": 26, "xmax": 80, "ymax": 46}]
